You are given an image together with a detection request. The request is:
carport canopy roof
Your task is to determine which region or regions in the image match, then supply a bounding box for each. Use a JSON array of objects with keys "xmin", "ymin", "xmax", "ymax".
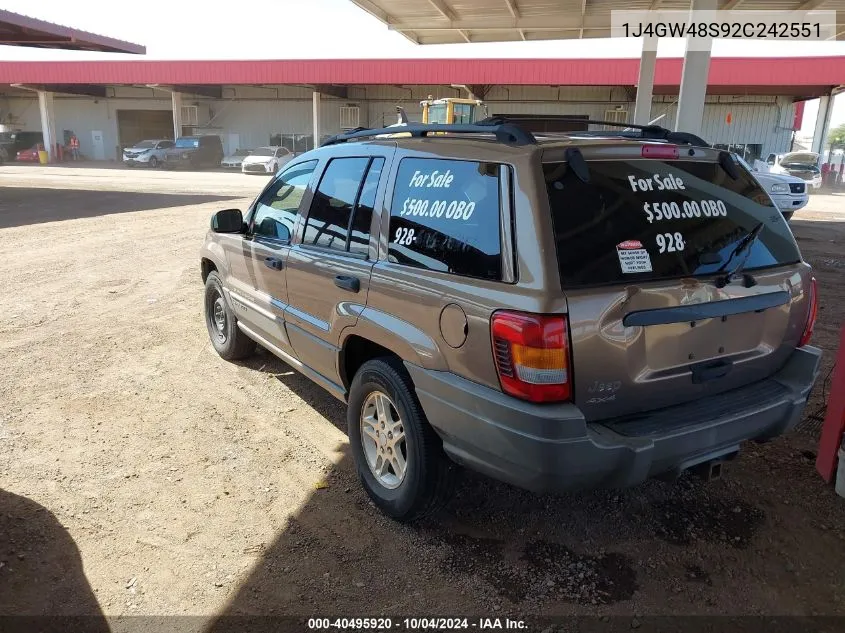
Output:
[
  {"xmin": 0, "ymin": 9, "xmax": 145, "ymax": 53},
  {"xmin": 350, "ymin": 0, "xmax": 845, "ymax": 43}
]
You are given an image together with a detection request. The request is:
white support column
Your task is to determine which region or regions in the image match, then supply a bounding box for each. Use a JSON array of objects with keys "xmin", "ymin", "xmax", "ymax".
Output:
[
  {"xmin": 675, "ymin": 0, "xmax": 715, "ymax": 135},
  {"xmin": 171, "ymin": 91, "xmax": 183, "ymax": 140},
  {"xmin": 812, "ymin": 93, "xmax": 834, "ymax": 156},
  {"xmin": 37, "ymin": 91, "xmax": 57, "ymax": 162},
  {"xmin": 633, "ymin": 37, "xmax": 657, "ymax": 126},
  {"xmin": 312, "ymin": 91, "xmax": 321, "ymax": 148}
]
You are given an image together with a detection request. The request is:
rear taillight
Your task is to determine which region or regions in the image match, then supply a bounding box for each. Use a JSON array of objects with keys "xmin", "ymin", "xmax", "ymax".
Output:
[
  {"xmin": 799, "ymin": 277, "xmax": 818, "ymax": 347},
  {"xmin": 491, "ymin": 311, "xmax": 571, "ymax": 403},
  {"xmin": 641, "ymin": 144, "xmax": 679, "ymax": 159}
]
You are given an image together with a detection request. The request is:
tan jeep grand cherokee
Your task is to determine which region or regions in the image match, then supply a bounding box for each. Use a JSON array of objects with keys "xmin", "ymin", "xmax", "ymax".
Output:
[{"xmin": 200, "ymin": 121, "xmax": 821, "ymax": 522}]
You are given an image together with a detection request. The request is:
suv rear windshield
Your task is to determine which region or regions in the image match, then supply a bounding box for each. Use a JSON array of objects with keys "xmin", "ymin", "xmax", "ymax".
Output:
[{"xmin": 544, "ymin": 158, "xmax": 802, "ymax": 287}]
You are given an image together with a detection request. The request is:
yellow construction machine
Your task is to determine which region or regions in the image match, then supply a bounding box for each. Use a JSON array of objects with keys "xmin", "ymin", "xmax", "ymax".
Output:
[{"xmin": 419, "ymin": 96, "xmax": 485, "ymax": 125}]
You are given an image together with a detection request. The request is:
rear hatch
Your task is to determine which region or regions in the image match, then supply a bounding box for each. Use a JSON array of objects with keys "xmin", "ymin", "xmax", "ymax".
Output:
[{"xmin": 542, "ymin": 144, "xmax": 810, "ymax": 422}]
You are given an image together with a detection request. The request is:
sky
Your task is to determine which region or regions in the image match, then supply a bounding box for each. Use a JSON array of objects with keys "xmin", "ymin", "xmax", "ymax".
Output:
[{"xmin": 2, "ymin": 0, "xmax": 844, "ymax": 135}]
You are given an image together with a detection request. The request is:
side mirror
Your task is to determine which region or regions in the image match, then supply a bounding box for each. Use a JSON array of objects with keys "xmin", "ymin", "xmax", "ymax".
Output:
[{"xmin": 211, "ymin": 209, "xmax": 244, "ymax": 233}]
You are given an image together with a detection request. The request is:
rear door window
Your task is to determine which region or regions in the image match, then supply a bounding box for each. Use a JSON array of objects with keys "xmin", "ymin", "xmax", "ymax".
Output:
[
  {"xmin": 388, "ymin": 158, "xmax": 502, "ymax": 281},
  {"xmin": 349, "ymin": 158, "xmax": 384, "ymax": 256},
  {"xmin": 303, "ymin": 157, "xmax": 370, "ymax": 252},
  {"xmin": 302, "ymin": 157, "xmax": 384, "ymax": 256},
  {"xmin": 544, "ymin": 158, "xmax": 802, "ymax": 288}
]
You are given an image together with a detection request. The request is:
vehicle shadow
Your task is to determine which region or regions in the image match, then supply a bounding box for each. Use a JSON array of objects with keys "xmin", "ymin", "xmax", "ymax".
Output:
[
  {"xmin": 0, "ymin": 187, "xmax": 240, "ymax": 229},
  {"xmin": 0, "ymin": 489, "xmax": 110, "ymax": 632},
  {"xmin": 198, "ymin": 350, "xmax": 726, "ymax": 625}
]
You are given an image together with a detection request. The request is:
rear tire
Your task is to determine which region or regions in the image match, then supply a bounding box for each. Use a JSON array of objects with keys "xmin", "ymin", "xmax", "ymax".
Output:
[
  {"xmin": 347, "ymin": 357, "xmax": 454, "ymax": 522},
  {"xmin": 204, "ymin": 271, "xmax": 256, "ymax": 361},
  {"xmin": 149, "ymin": 156, "xmax": 159, "ymax": 169}
]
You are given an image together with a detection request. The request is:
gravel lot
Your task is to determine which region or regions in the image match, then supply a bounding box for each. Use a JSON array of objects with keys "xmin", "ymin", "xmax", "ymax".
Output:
[{"xmin": 1, "ymin": 165, "xmax": 844, "ymax": 628}]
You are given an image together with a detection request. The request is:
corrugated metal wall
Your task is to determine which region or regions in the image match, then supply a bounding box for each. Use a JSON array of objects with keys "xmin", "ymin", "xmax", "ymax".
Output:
[
  {"xmin": 0, "ymin": 85, "xmax": 797, "ymax": 160},
  {"xmin": 651, "ymin": 95, "xmax": 796, "ymax": 159}
]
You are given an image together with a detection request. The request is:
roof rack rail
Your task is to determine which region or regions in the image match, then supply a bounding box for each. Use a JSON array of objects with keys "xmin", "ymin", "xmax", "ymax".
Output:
[
  {"xmin": 479, "ymin": 116, "xmax": 710, "ymax": 148},
  {"xmin": 579, "ymin": 119, "xmax": 710, "ymax": 147},
  {"xmin": 321, "ymin": 121, "xmax": 537, "ymax": 147}
]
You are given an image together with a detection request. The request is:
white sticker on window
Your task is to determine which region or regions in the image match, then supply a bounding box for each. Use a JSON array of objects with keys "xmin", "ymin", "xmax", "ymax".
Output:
[{"xmin": 617, "ymin": 240, "xmax": 653, "ymax": 274}]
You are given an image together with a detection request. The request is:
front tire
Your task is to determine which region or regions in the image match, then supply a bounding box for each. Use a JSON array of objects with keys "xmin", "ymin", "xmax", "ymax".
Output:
[
  {"xmin": 204, "ymin": 271, "xmax": 256, "ymax": 361},
  {"xmin": 782, "ymin": 211, "xmax": 794, "ymax": 222},
  {"xmin": 347, "ymin": 357, "xmax": 454, "ymax": 522}
]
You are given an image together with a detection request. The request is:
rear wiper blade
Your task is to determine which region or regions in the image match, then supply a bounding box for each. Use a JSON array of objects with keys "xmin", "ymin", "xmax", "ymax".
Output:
[{"xmin": 714, "ymin": 222, "xmax": 765, "ymax": 288}]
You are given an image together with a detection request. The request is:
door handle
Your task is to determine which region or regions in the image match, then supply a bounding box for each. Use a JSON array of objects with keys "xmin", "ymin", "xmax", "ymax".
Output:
[
  {"xmin": 334, "ymin": 275, "xmax": 360, "ymax": 293},
  {"xmin": 690, "ymin": 359, "xmax": 733, "ymax": 384},
  {"xmin": 264, "ymin": 257, "xmax": 284, "ymax": 271}
]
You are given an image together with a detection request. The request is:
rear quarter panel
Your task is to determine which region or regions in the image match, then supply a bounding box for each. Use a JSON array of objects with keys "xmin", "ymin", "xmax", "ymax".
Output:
[{"xmin": 362, "ymin": 141, "xmax": 565, "ymax": 390}]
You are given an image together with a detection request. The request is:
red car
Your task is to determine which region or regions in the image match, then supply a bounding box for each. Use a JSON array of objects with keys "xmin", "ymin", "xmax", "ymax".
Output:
[{"xmin": 16, "ymin": 145, "xmax": 41, "ymax": 162}]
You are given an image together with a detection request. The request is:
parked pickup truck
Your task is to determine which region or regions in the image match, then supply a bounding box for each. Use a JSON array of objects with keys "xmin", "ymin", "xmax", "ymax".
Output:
[{"xmin": 737, "ymin": 154, "xmax": 808, "ymax": 221}]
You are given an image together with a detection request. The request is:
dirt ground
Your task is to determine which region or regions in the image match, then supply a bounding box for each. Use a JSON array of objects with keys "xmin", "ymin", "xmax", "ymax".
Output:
[{"xmin": 1, "ymin": 165, "xmax": 844, "ymax": 629}]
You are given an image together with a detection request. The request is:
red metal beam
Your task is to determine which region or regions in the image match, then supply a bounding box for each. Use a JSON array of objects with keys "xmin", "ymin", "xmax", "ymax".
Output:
[
  {"xmin": 816, "ymin": 325, "xmax": 845, "ymax": 483},
  {"xmin": 0, "ymin": 57, "xmax": 842, "ymax": 90}
]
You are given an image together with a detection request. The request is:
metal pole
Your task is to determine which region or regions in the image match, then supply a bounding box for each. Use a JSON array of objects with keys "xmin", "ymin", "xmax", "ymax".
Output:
[
  {"xmin": 171, "ymin": 91, "xmax": 183, "ymax": 141},
  {"xmin": 633, "ymin": 37, "xmax": 657, "ymax": 126},
  {"xmin": 37, "ymin": 90, "xmax": 57, "ymax": 163},
  {"xmin": 675, "ymin": 0, "xmax": 715, "ymax": 135},
  {"xmin": 812, "ymin": 93, "xmax": 834, "ymax": 157},
  {"xmin": 313, "ymin": 91, "xmax": 321, "ymax": 148}
]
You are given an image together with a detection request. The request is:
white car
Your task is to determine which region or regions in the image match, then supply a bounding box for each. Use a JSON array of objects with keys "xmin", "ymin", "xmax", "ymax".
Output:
[
  {"xmin": 764, "ymin": 151, "xmax": 823, "ymax": 190},
  {"xmin": 241, "ymin": 146, "xmax": 294, "ymax": 175},
  {"xmin": 737, "ymin": 155, "xmax": 808, "ymax": 221},
  {"xmin": 222, "ymin": 148, "xmax": 253, "ymax": 169},
  {"xmin": 122, "ymin": 139, "xmax": 174, "ymax": 168}
]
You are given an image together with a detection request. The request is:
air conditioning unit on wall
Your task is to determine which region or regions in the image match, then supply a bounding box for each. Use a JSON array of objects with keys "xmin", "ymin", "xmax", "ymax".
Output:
[
  {"xmin": 340, "ymin": 105, "xmax": 361, "ymax": 130},
  {"xmin": 604, "ymin": 108, "xmax": 629, "ymax": 124}
]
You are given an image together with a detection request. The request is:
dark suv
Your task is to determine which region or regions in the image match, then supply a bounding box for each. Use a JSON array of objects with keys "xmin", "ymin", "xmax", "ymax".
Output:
[
  {"xmin": 200, "ymin": 121, "xmax": 821, "ymax": 522},
  {"xmin": 163, "ymin": 135, "xmax": 223, "ymax": 169}
]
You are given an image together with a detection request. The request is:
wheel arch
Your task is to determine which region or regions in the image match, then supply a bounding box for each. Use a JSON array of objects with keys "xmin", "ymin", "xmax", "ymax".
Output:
[
  {"xmin": 200, "ymin": 241, "xmax": 226, "ymax": 283},
  {"xmin": 338, "ymin": 309, "xmax": 447, "ymax": 390}
]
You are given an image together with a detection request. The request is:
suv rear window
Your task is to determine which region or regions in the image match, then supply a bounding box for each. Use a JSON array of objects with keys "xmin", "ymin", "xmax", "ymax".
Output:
[
  {"xmin": 388, "ymin": 158, "xmax": 502, "ymax": 281},
  {"xmin": 544, "ymin": 158, "xmax": 802, "ymax": 287}
]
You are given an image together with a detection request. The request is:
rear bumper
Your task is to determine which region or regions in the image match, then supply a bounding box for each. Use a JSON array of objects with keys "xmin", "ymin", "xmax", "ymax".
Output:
[{"xmin": 407, "ymin": 345, "xmax": 822, "ymax": 493}]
